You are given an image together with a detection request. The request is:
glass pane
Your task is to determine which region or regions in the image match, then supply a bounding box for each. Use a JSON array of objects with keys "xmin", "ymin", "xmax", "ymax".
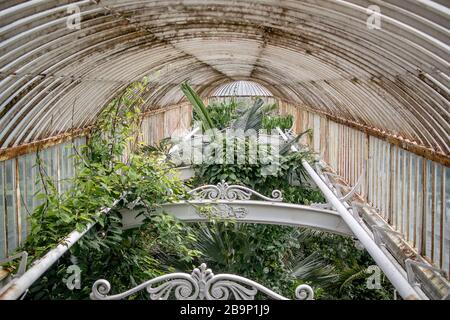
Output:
[
  {"xmin": 434, "ymin": 165, "xmax": 442, "ymax": 266},
  {"xmin": 444, "ymin": 167, "xmax": 450, "ymax": 275},
  {"xmin": 0, "ymin": 162, "xmax": 5, "ymax": 258},
  {"xmin": 5, "ymin": 159, "xmax": 17, "ymax": 254}
]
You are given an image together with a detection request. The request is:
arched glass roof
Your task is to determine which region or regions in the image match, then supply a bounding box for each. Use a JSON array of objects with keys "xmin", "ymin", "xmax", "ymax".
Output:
[{"xmin": 0, "ymin": 1, "xmax": 448, "ymax": 163}]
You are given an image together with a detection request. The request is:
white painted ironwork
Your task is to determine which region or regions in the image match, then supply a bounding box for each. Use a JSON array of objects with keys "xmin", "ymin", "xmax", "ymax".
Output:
[
  {"xmin": 121, "ymin": 200, "xmax": 353, "ymax": 236},
  {"xmin": 0, "ymin": 196, "xmax": 125, "ymax": 300},
  {"xmin": 198, "ymin": 204, "xmax": 249, "ymax": 219},
  {"xmin": 91, "ymin": 263, "xmax": 313, "ymax": 300},
  {"xmin": 188, "ymin": 180, "xmax": 283, "ymax": 202},
  {"xmin": 120, "ymin": 171, "xmax": 350, "ymax": 234},
  {"xmin": 120, "ymin": 169, "xmax": 352, "ymax": 235},
  {"xmin": 303, "ymin": 159, "xmax": 426, "ymax": 300},
  {"xmin": 277, "ymin": 126, "xmax": 426, "ymax": 300}
]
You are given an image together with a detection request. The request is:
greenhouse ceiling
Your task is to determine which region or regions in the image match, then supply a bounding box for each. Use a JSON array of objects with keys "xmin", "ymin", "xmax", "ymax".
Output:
[{"xmin": 0, "ymin": 0, "xmax": 449, "ymax": 164}]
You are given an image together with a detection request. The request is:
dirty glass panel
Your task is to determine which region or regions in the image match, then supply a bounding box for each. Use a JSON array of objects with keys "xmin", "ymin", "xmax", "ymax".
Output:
[
  {"xmin": 5, "ymin": 159, "xmax": 17, "ymax": 254},
  {"xmin": 444, "ymin": 167, "xmax": 450, "ymax": 276},
  {"xmin": 25, "ymin": 153, "xmax": 35, "ymax": 234},
  {"xmin": 434, "ymin": 164, "xmax": 442, "ymax": 267},
  {"xmin": 0, "ymin": 162, "xmax": 6, "ymax": 258},
  {"xmin": 409, "ymin": 155, "xmax": 416, "ymax": 244},
  {"xmin": 425, "ymin": 160, "xmax": 433, "ymax": 259},
  {"xmin": 18, "ymin": 156, "xmax": 27, "ymax": 241}
]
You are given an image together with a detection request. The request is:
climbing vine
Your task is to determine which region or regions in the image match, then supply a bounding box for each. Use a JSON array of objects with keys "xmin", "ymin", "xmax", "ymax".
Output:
[{"xmin": 7, "ymin": 79, "xmax": 200, "ymax": 299}]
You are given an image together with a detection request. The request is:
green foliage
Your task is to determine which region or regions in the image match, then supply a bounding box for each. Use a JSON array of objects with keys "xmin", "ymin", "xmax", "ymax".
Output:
[
  {"xmin": 183, "ymin": 85, "xmax": 394, "ymax": 300},
  {"xmin": 196, "ymin": 100, "xmax": 239, "ymax": 130},
  {"xmin": 9, "ymin": 81, "xmax": 393, "ymax": 301},
  {"xmin": 262, "ymin": 114, "xmax": 293, "ymax": 131},
  {"xmin": 29, "ymin": 212, "xmax": 201, "ymax": 299},
  {"xmin": 192, "ymin": 134, "xmax": 316, "ymax": 192},
  {"xmin": 181, "ymin": 81, "xmax": 214, "ymax": 131},
  {"xmin": 18, "ymin": 79, "xmax": 199, "ymax": 299},
  {"xmin": 299, "ymin": 233, "xmax": 394, "ymax": 300}
]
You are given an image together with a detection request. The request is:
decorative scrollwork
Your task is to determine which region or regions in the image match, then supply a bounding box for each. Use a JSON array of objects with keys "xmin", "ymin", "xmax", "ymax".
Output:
[
  {"xmin": 147, "ymin": 279, "xmax": 198, "ymax": 300},
  {"xmin": 91, "ymin": 263, "xmax": 313, "ymax": 300},
  {"xmin": 197, "ymin": 204, "xmax": 248, "ymax": 219},
  {"xmin": 189, "ymin": 180, "xmax": 283, "ymax": 202},
  {"xmin": 295, "ymin": 284, "xmax": 314, "ymax": 300}
]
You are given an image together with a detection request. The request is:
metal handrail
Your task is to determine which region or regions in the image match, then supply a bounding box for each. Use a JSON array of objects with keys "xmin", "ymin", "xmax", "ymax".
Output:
[
  {"xmin": 0, "ymin": 197, "xmax": 124, "ymax": 300},
  {"xmin": 275, "ymin": 126, "xmax": 424, "ymax": 300}
]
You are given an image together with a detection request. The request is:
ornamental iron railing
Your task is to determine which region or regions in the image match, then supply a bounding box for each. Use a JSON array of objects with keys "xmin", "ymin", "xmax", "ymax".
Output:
[{"xmin": 91, "ymin": 263, "xmax": 314, "ymax": 300}]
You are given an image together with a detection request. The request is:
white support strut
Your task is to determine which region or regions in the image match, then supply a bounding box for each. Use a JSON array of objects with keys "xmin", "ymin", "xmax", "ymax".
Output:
[
  {"xmin": 0, "ymin": 198, "xmax": 123, "ymax": 300},
  {"xmin": 275, "ymin": 126, "xmax": 425, "ymax": 300},
  {"xmin": 301, "ymin": 159, "xmax": 424, "ymax": 300}
]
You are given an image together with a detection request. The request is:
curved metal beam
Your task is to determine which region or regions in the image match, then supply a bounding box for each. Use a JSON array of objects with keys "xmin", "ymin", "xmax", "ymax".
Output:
[
  {"xmin": 0, "ymin": 0, "xmax": 448, "ymax": 159},
  {"xmin": 120, "ymin": 200, "xmax": 354, "ymax": 236}
]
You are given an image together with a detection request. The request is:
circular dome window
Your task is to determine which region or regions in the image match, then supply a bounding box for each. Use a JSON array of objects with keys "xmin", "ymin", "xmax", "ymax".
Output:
[{"xmin": 212, "ymin": 80, "xmax": 272, "ymax": 97}]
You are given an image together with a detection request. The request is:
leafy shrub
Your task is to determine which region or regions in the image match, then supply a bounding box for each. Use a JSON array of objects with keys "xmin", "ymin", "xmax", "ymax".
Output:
[
  {"xmin": 183, "ymin": 83, "xmax": 394, "ymax": 300},
  {"xmin": 20, "ymin": 79, "xmax": 200, "ymax": 299},
  {"xmin": 198, "ymin": 100, "xmax": 239, "ymax": 130},
  {"xmin": 262, "ymin": 114, "xmax": 294, "ymax": 131}
]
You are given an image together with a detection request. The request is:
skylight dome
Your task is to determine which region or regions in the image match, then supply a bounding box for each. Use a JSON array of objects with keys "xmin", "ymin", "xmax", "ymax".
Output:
[{"xmin": 212, "ymin": 81, "xmax": 273, "ymax": 97}]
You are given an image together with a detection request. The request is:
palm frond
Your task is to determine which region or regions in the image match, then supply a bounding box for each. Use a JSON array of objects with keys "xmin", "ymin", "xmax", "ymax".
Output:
[
  {"xmin": 289, "ymin": 251, "xmax": 338, "ymax": 287},
  {"xmin": 338, "ymin": 265, "xmax": 368, "ymax": 293},
  {"xmin": 231, "ymin": 98, "xmax": 265, "ymax": 131},
  {"xmin": 140, "ymin": 137, "xmax": 174, "ymax": 157},
  {"xmin": 181, "ymin": 81, "xmax": 214, "ymax": 132},
  {"xmin": 279, "ymin": 129, "xmax": 313, "ymax": 155}
]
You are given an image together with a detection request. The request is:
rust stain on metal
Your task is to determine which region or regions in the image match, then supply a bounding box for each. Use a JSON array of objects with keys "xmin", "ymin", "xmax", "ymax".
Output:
[
  {"xmin": 0, "ymin": 0, "xmax": 448, "ymax": 155},
  {"xmin": 0, "ymin": 128, "xmax": 91, "ymax": 162},
  {"xmin": 293, "ymin": 102, "xmax": 450, "ymax": 167}
]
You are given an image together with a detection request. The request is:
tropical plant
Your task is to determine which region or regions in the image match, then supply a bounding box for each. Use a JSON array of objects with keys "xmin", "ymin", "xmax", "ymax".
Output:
[
  {"xmin": 262, "ymin": 114, "xmax": 294, "ymax": 131},
  {"xmin": 140, "ymin": 137, "xmax": 174, "ymax": 158},
  {"xmin": 196, "ymin": 100, "xmax": 239, "ymax": 130},
  {"xmin": 181, "ymin": 81, "xmax": 214, "ymax": 132},
  {"xmin": 181, "ymin": 83, "xmax": 394, "ymax": 300},
  {"xmin": 12, "ymin": 79, "xmax": 200, "ymax": 299}
]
